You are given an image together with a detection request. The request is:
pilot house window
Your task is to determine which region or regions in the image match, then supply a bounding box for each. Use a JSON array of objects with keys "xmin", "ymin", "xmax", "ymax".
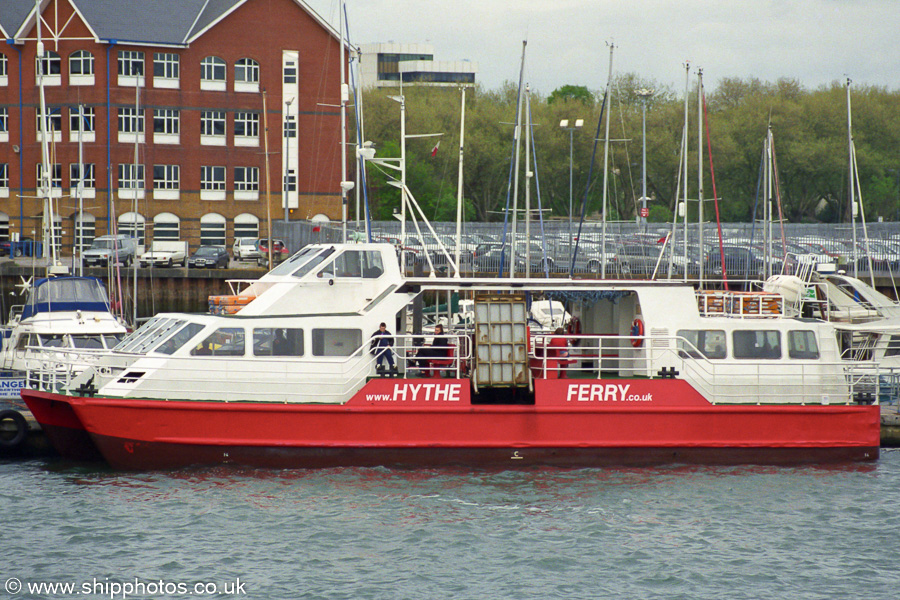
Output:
[{"xmin": 732, "ymin": 330, "xmax": 781, "ymax": 360}]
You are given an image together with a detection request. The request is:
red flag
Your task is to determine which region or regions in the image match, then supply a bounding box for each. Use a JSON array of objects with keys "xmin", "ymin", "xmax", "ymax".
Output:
[{"xmin": 431, "ymin": 140, "xmax": 440, "ymax": 157}]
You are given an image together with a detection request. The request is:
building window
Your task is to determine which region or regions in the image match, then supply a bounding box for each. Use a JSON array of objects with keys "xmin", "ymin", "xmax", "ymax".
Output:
[
  {"xmin": 118, "ymin": 164, "xmax": 145, "ymax": 199},
  {"xmin": 153, "ymin": 109, "xmax": 180, "ymax": 144},
  {"xmin": 283, "ymin": 115, "xmax": 296, "ymax": 138},
  {"xmin": 0, "ymin": 54, "xmax": 7, "ymax": 86},
  {"xmin": 284, "ymin": 169, "xmax": 296, "ymax": 192},
  {"xmin": 69, "ymin": 50, "xmax": 94, "ymax": 85},
  {"xmin": 118, "ymin": 212, "xmax": 146, "ymax": 245},
  {"xmin": 153, "ymin": 165, "xmax": 180, "ymax": 200},
  {"xmin": 200, "ymin": 166, "xmax": 226, "ymax": 200},
  {"xmin": 200, "ymin": 56, "xmax": 226, "ymax": 91},
  {"xmin": 234, "ymin": 213, "xmax": 260, "ymax": 239},
  {"xmin": 235, "ymin": 58, "xmax": 259, "ymax": 92},
  {"xmin": 0, "ymin": 108, "xmax": 7, "ymax": 143},
  {"xmin": 153, "ymin": 213, "xmax": 180, "ymax": 241},
  {"xmin": 200, "ymin": 110, "xmax": 226, "ymax": 146},
  {"xmin": 37, "ymin": 163, "xmax": 63, "ymax": 194},
  {"xmin": 70, "ymin": 163, "xmax": 96, "ymax": 199},
  {"xmin": 74, "ymin": 213, "xmax": 95, "ymax": 251},
  {"xmin": 36, "ymin": 50, "xmax": 62, "ymax": 85},
  {"xmin": 234, "ymin": 112, "xmax": 259, "ymax": 146},
  {"xmin": 200, "ymin": 213, "xmax": 227, "ymax": 246},
  {"xmin": 153, "ymin": 52, "xmax": 179, "ymax": 88},
  {"xmin": 117, "ymin": 50, "xmax": 145, "ymax": 85},
  {"xmin": 36, "ymin": 108, "xmax": 62, "ymax": 142},
  {"xmin": 117, "ymin": 107, "xmax": 145, "ymax": 143},
  {"xmin": 283, "ymin": 60, "xmax": 297, "ymax": 84},
  {"xmin": 234, "ymin": 167, "xmax": 259, "ymax": 201},
  {"xmin": 69, "ymin": 106, "xmax": 96, "ymax": 143},
  {"xmin": 0, "ymin": 164, "xmax": 8, "ymax": 198}
]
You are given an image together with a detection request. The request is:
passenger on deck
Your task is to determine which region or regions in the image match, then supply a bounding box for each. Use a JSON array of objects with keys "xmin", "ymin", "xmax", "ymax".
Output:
[
  {"xmin": 548, "ymin": 327, "xmax": 572, "ymax": 378},
  {"xmin": 370, "ymin": 322, "xmax": 395, "ymax": 374},
  {"xmin": 418, "ymin": 324, "xmax": 453, "ymax": 376}
]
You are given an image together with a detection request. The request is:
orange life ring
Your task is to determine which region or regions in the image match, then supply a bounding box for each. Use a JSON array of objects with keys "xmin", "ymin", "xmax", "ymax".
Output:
[{"xmin": 631, "ymin": 318, "xmax": 644, "ymax": 348}]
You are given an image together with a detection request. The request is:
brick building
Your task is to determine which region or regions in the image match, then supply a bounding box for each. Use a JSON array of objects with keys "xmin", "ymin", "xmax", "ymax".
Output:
[{"xmin": 0, "ymin": 0, "xmax": 346, "ymax": 254}]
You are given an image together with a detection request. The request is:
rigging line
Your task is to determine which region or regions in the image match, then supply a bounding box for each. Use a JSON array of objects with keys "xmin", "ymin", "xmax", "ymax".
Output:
[
  {"xmin": 613, "ymin": 79, "xmax": 637, "ymax": 216},
  {"xmin": 570, "ymin": 86, "xmax": 608, "ymax": 277},
  {"xmin": 701, "ymin": 84, "xmax": 729, "ymax": 291},
  {"xmin": 665, "ymin": 125, "xmax": 687, "ymax": 280},
  {"xmin": 527, "ymin": 98, "xmax": 550, "ymax": 278},
  {"xmin": 770, "ymin": 130, "xmax": 788, "ymax": 262}
]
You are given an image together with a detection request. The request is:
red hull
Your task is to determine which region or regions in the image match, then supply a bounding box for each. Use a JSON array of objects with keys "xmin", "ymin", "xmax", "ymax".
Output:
[
  {"xmin": 21, "ymin": 390, "xmax": 103, "ymax": 461},
  {"xmin": 22, "ymin": 378, "xmax": 881, "ymax": 470}
]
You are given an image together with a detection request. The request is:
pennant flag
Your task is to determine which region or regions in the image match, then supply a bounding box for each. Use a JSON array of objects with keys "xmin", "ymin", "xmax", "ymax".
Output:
[{"xmin": 431, "ymin": 140, "xmax": 440, "ymax": 157}]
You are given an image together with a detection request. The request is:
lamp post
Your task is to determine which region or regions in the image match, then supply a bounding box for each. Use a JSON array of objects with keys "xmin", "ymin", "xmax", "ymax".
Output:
[
  {"xmin": 559, "ymin": 118, "xmax": 583, "ymax": 245},
  {"xmin": 283, "ymin": 97, "xmax": 293, "ymax": 222},
  {"xmin": 636, "ymin": 88, "xmax": 654, "ymax": 230}
]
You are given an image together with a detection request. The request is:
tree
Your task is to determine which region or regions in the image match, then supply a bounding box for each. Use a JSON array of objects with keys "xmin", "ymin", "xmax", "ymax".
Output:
[{"xmin": 548, "ymin": 85, "xmax": 595, "ymax": 105}]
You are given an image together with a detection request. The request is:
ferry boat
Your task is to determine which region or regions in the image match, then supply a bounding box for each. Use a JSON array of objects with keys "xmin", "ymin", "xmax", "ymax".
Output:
[{"xmin": 22, "ymin": 243, "xmax": 880, "ymax": 469}]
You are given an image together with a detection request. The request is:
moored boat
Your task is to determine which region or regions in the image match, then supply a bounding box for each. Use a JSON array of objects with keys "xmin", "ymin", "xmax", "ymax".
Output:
[{"xmin": 21, "ymin": 243, "xmax": 881, "ymax": 469}]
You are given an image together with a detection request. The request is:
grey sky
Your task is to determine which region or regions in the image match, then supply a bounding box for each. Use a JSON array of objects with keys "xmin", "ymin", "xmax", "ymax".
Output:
[{"xmin": 305, "ymin": 0, "xmax": 898, "ymax": 94}]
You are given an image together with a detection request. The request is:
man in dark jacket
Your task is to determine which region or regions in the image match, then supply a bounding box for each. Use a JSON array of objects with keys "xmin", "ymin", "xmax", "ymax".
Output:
[{"xmin": 370, "ymin": 322, "xmax": 395, "ymax": 374}]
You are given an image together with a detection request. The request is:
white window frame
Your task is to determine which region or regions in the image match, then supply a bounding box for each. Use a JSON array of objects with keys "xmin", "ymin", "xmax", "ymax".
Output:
[
  {"xmin": 69, "ymin": 50, "xmax": 94, "ymax": 86},
  {"xmin": 0, "ymin": 54, "xmax": 7, "ymax": 86},
  {"xmin": 234, "ymin": 111, "xmax": 259, "ymax": 147},
  {"xmin": 153, "ymin": 213, "xmax": 180, "ymax": 241},
  {"xmin": 36, "ymin": 50, "xmax": 61, "ymax": 86},
  {"xmin": 152, "ymin": 164, "xmax": 180, "ymax": 200},
  {"xmin": 153, "ymin": 108, "xmax": 180, "ymax": 144},
  {"xmin": 69, "ymin": 106, "xmax": 96, "ymax": 143},
  {"xmin": 69, "ymin": 163, "xmax": 96, "ymax": 199},
  {"xmin": 118, "ymin": 212, "xmax": 146, "ymax": 246},
  {"xmin": 200, "ymin": 166, "xmax": 226, "ymax": 201},
  {"xmin": 235, "ymin": 58, "xmax": 259, "ymax": 93},
  {"xmin": 234, "ymin": 167, "xmax": 259, "ymax": 201},
  {"xmin": 118, "ymin": 163, "xmax": 145, "ymax": 199},
  {"xmin": 74, "ymin": 212, "xmax": 95, "ymax": 251},
  {"xmin": 200, "ymin": 56, "xmax": 226, "ymax": 91},
  {"xmin": 200, "ymin": 110, "xmax": 226, "ymax": 146},
  {"xmin": 118, "ymin": 107, "xmax": 145, "ymax": 144},
  {"xmin": 283, "ymin": 115, "xmax": 296, "ymax": 138},
  {"xmin": 153, "ymin": 52, "xmax": 180, "ymax": 89},
  {"xmin": 0, "ymin": 107, "xmax": 7, "ymax": 143},
  {"xmin": 283, "ymin": 59, "xmax": 297, "ymax": 84},
  {"xmin": 37, "ymin": 163, "xmax": 63, "ymax": 197},
  {"xmin": 234, "ymin": 213, "xmax": 260, "ymax": 239},
  {"xmin": 36, "ymin": 108, "xmax": 62, "ymax": 143},
  {"xmin": 0, "ymin": 163, "xmax": 9, "ymax": 198},
  {"xmin": 200, "ymin": 213, "xmax": 227, "ymax": 246},
  {"xmin": 117, "ymin": 50, "xmax": 145, "ymax": 86}
]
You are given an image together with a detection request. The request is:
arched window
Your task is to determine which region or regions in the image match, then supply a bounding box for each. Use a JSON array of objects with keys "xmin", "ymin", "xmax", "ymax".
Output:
[
  {"xmin": 200, "ymin": 213, "xmax": 226, "ymax": 246},
  {"xmin": 118, "ymin": 212, "xmax": 146, "ymax": 246},
  {"xmin": 200, "ymin": 56, "xmax": 226, "ymax": 91},
  {"xmin": 235, "ymin": 58, "xmax": 259, "ymax": 92},
  {"xmin": 74, "ymin": 212, "xmax": 95, "ymax": 251},
  {"xmin": 0, "ymin": 211, "xmax": 9, "ymax": 242},
  {"xmin": 69, "ymin": 50, "xmax": 94, "ymax": 85},
  {"xmin": 153, "ymin": 212, "xmax": 180, "ymax": 241},
  {"xmin": 233, "ymin": 213, "xmax": 260, "ymax": 241}
]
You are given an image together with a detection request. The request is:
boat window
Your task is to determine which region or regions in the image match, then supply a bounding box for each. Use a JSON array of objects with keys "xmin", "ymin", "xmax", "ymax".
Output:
[
  {"xmin": 191, "ymin": 327, "xmax": 245, "ymax": 357},
  {"xmin": 156, "ymin": 322, "xmax": 205, "ymax": 355},
  {"xmin": 16, "ymin": 334, "xmax": 34, "ymax": 351},
  {"xmin": 71, "ymin": 335, "xmax": 105, "ymax": 349},
  {"xmin": 676, "ymin": 329, "xmax": 726, "ymax": 359},
  {"xmin": 293, "ymin": 248, "xmax": 336, "ymax": 279},
  {"xmin": 885, "ymin": 335, "xmax": 900, "ymax": 358},
  {"xmin": 103, "ymin": 333, "xmax": 126, "ymax": 348},
  {"xmin": 788, "ymin": 330, "xmax": 820, "ymax": 360},
  {"xmin": 38, "ymin": 334, "xmax": 68, "ymax": 348},
  {"xmin": 331, "ymin": 250, "xmax": 384, "ymax": 278},
  {"xmin": 253, "ymin": 328, "xmax": 304, "ymax": 356},
  {"xmin": 312, "ymin": 328, "xmax": 362, "ymax": 357},
  {"xmin": 117, "ymin": 317, "xmax": 187, "ymax": 353},
  {"xmin": 733, "ymin": 330, "xmax": 781, "ymax": 359}
]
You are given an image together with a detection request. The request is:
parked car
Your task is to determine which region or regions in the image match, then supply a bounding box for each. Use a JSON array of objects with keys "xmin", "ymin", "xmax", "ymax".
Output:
[
  {"xmin": 140, "ymin": 240, "xmax": 188, "ymax": 268},
  {"xmin": 188, "ymin": 245, "xmax": 230, "ymax": 269},
  {"xmin": 616, "ymin": 243, "xmax": 664, "ymax": 276},
  {"xmin": 83, "ymin": 235, "xmax": 137, "ymax": 267},
  {"xmin": 256, "ymin": 239, "xmax": 288, "ymax": 267},
  {"xmin": 232, "ymin": 238, "xmax": 262, "ymax": 261},
  {"xmin": 704, "ymin": 245, "xmax": 767, "ymax": 282}
]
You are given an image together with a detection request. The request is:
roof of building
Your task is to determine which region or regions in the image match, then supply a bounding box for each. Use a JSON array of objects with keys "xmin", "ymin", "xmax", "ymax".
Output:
[{"xmin": 2, "ymin": 0, "xmax": 339, "ymax": 47}]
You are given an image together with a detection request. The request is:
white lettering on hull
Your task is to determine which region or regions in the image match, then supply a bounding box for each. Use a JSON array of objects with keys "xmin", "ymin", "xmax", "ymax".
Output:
[{"xmin": 566, "ymin": 383, "xmax": 652, "ymax": 403}]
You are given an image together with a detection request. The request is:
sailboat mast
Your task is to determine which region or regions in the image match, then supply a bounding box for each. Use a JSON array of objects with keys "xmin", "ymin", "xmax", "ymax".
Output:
[
  {"xmin": 339, "ymin": 0, "xmax": 348, "ymax": 242},
  {"xmin": 697, "ymin": 69, "xmax": 704, "ymax": 287},
  {"xmin": 454, "ymin": 85, "xmax": 467, "ymax": 278},
  {"xmin": 35, "ymin": 0, "xmax": 55, "ymax": 266},
  {"xmin": 524, "ymin": 84, "xmax": 532, "ymax": 280},
  {"xmin": 681, "ymin": 62, "xmax": 689, "ymax": 282},
  {"xmin": 600, "ymin": 42, "xmax": 614, "ymax": 278},
  {"xmin": 847, "ymin": 78, "xmax": 858, "ymax": 279},
  {"xmin": 509, "ymin": 40, "xmax": 526, "ymax": 278}
]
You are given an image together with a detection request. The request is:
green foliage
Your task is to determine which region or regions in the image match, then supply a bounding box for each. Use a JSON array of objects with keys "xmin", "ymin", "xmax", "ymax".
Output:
[{"xmin": 356, "ymin": 77, "xmax": 900, "ymax": 226}]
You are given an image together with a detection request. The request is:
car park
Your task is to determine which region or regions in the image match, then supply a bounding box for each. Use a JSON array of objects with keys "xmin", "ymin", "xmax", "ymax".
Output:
[
  {"xmin": 188, "ymin": 245, "xmax": 230, "ymax": 269},
  {"xmin": 233, "ymin": 238, "xmax": 262, "ymax": 261}
]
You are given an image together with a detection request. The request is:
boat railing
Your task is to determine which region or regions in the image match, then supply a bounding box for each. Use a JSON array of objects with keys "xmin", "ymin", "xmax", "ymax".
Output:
[
  {"xmin": 529, "ymin": 332, "xmax": 877, "ymax": 405},
  {"xmin": 6, "ymin": 305, "xmax": 23, "ymax": 325},
  {"xmin": 368, "ymin": 333, "xmax": 473, "ymax": 379}
]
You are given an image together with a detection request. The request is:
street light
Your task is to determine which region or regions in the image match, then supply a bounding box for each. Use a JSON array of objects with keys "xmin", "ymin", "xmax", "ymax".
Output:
[
  {"xmin": 636, "ymin": 88, "xmax": 654, "ymax": 229},
  {"xmin": 560, "ymin": 118, "xmax": 583, "ymax": 245}
]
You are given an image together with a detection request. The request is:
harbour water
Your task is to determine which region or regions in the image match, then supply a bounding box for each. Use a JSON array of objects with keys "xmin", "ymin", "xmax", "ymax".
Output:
[{"xmin": 5, "ymin": 452, "xmax": 900, "ymax": 599}]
